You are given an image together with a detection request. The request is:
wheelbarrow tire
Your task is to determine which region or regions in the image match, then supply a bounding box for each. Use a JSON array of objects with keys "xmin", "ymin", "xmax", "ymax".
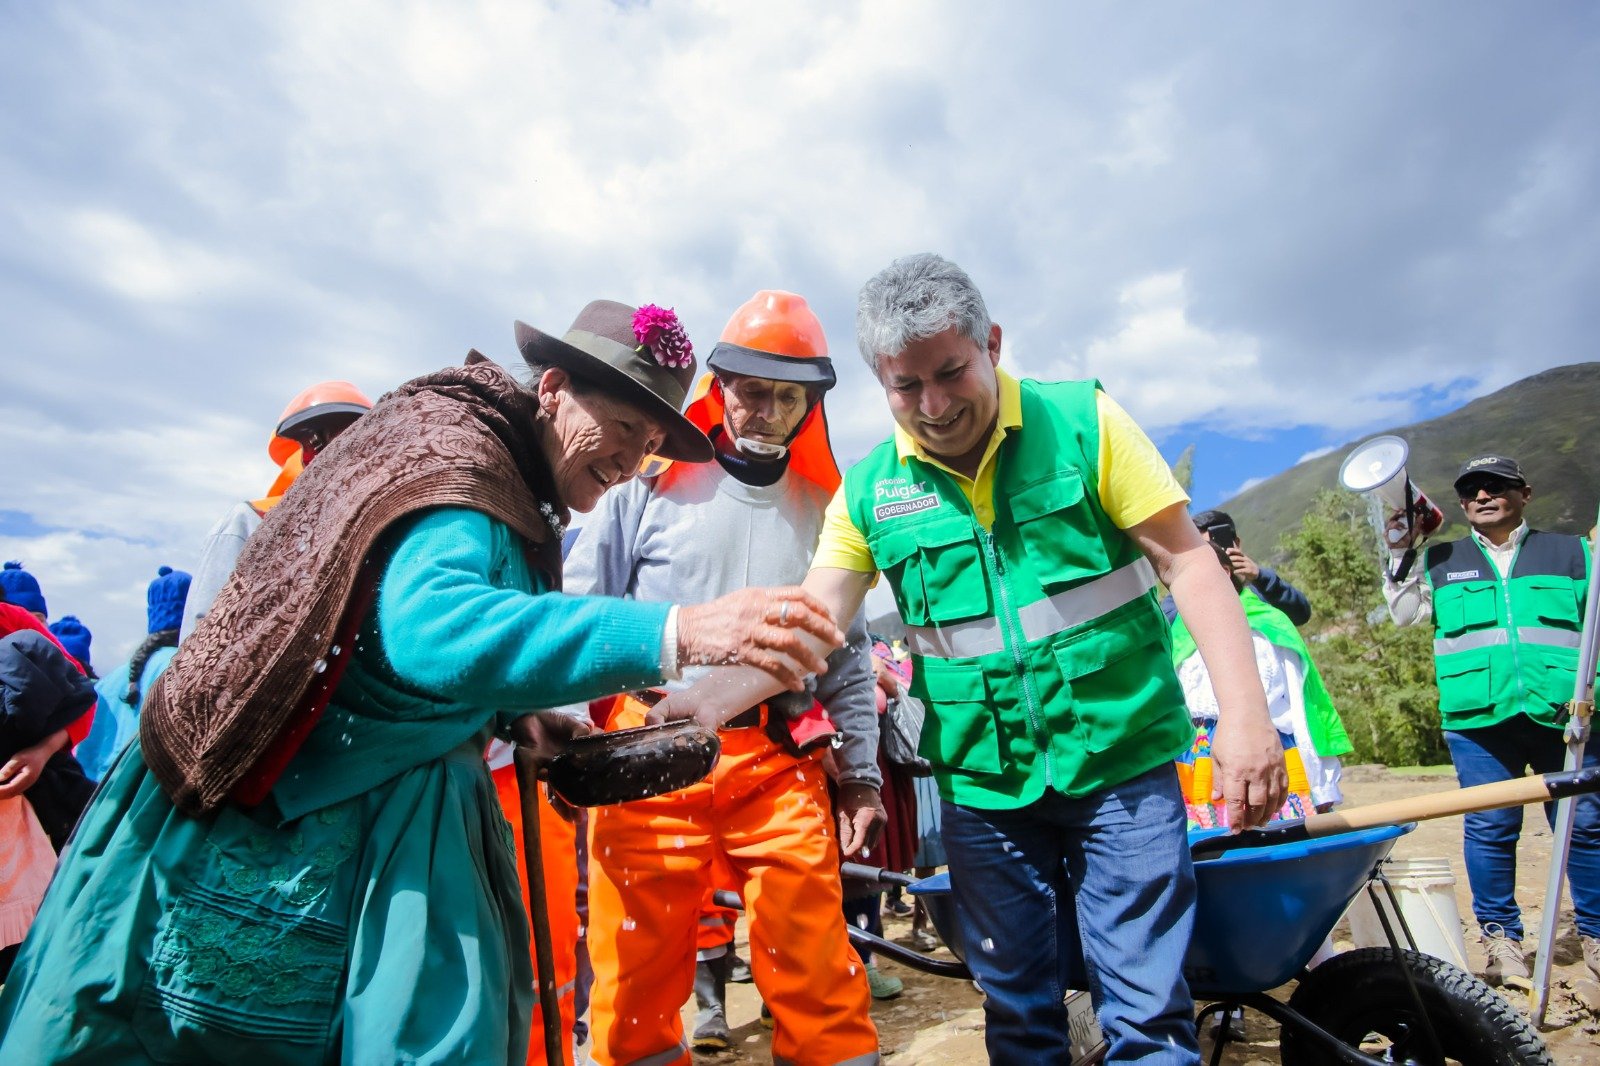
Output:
[{"xmin": 1280, "ymin": 946, "xmax": 1553, "ymax": 1066}]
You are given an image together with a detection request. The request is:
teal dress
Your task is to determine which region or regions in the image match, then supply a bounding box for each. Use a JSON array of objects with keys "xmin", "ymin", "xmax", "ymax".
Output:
[{"xmin": 0, "ymin": 508, "xmax": 670, "ymax": 1065}]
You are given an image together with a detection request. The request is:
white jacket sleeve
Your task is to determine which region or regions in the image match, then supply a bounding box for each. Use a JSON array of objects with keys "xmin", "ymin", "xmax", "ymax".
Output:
[{"xmin": 1383, "ymin": 550, "xmax": 1433, "ymax": 627}]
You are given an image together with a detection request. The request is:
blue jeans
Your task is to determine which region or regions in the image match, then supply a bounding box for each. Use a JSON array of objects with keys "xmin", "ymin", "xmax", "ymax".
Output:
[
  {"xmin": 942, "ymin": 765, "xmax": 1199, "ymax": 1065},
  {"xmin": 1445, "ymin": 716, "xmax": 1600, "ymax": 940}
]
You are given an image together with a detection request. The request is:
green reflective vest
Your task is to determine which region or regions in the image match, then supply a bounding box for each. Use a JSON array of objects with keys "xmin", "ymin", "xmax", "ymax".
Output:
[
  {"xmin": 1423, "ymin": 530, "xmax": 1589, "ymax": 732},
  {"xmin": 843, "ymin": 378, "xmax": 1192, "ymax": 809}
]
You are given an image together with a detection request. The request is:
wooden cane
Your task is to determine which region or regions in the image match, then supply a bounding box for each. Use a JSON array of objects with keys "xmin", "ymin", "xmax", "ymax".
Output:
[
  {"xmin": 1191, "ymin": 765, "xmax": 1600, "ymax": 860},
  {"xmin": 514, "ymin": 745, "xmax": 565, "ymax": 1066}
]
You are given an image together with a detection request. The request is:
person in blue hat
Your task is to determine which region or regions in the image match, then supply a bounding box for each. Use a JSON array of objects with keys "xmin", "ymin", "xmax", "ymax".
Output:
[
  {"xmin": 76, "ymin": 567, "xmax": 191, "ymax": 782},
  {"xmin": 47, "ymin": 617, "xmax": 94, "ymax": 679},
  {"xmin": 0, "ymin": 563, "xmax": 47, "ymax": 624}
]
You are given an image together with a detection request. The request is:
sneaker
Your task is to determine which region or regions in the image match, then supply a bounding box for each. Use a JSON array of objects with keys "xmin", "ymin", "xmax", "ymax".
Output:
[
  {"xmin": 866, "ymin": 963, "xmax": 904, "ymax": 1000},
  {"xmin": 726, "ymin": 950, "xmax": 752, "ymax": 984},
  {"xmin": 909, "ymin": 928, "xmax": 940, "ymax": 952},
  {"xmin": 885, "ymin": 895, "xmax": 913, "ymax": 918},
  {"xmin": 1583, "ymin": 935, "xmax": 1600, "ymax": 984},
  {"xmin": 1481, "ymin": 924, "xmax": 1531, "ymax": 990}
]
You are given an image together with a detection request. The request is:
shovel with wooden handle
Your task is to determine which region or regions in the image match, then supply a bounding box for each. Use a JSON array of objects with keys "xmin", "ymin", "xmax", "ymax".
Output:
[
  {"xmin": 1530, "ymin": 506, "xmax": 1600, "ymax": 1023},
  {"xmin": 514, "ymin": 745, "xmax": 565, "ymax": 1066},
  {"xmin": 1189, "ymin": 765, "xmax": 1600, "ymax": 861}
]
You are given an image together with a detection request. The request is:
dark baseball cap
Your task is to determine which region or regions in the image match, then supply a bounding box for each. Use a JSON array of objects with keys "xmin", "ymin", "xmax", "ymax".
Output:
[
  {"xmin": 1192, "ymin": 509, "xmax": 1233, "ymax": 531},
  {"xmin": 1453, "ymin": 455, "xmax": 1526, "ymax": 494}
]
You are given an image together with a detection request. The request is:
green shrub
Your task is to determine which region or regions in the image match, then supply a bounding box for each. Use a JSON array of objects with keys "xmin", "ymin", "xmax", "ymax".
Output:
[{"xmin": 1278, "ymin": 490, "xmax": 1448, "ymax": 766}]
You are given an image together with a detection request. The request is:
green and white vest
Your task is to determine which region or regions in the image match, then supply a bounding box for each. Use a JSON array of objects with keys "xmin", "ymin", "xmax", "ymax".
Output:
[
  {"xmin": 1424, "ymin": 530, "xmax": 1589, "ymax": 731},
  {"xmin": 843, "ymin": 379, "xmax": 1192, "ymax": 809}
]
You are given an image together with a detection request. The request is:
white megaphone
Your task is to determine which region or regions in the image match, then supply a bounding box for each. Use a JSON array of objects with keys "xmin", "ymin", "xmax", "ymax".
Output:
[{"xmin": 1339, "ymin": 435, "xmax": 1445, "ymax": 581}]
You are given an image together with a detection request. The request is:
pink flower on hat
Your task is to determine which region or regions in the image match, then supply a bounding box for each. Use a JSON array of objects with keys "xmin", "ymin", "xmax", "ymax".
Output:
[{"xmin": 632, "ymin": 305, "xmax": 693, "ymax": 370}]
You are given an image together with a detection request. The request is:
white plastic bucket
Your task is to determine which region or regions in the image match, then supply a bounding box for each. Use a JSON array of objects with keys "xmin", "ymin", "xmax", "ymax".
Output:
[{"xmin": 1345, "ymin": 857, "xmax": 1470, "ymax": 970}]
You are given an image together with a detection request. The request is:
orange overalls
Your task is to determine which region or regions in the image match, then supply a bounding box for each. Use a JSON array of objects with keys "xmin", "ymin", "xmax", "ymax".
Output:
[
  {"xmin": 586, "ymin": 697, "xmax": 878, "ymax": 1066},
  {"xmin": 493, "ymin": 761, "xmax": 582, "ymax": 1066}
]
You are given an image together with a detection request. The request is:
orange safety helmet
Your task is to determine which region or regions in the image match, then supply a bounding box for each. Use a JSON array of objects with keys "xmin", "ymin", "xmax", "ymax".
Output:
[
  {"xmin": 655, "ymin": 291, "xmax": 841, "ymax": 493},
  {"xmin": 266, "ymin": 380, "xmax": 374, "ymax": 466},
  {"xmin": 706, "ymin": 290, "xmax": 836, "ymax": 389}
]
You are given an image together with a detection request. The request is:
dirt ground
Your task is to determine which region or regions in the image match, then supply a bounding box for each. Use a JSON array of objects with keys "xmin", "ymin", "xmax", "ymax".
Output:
[{"xmin": 673, "ymin": 765, "xmax": 1600, "ymax": 1064}]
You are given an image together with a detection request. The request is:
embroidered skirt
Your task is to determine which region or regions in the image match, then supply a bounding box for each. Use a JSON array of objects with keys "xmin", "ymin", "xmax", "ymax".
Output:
[{"xmin": 0, "ymin": 736, "xmax": 531, "ymax": 1064}]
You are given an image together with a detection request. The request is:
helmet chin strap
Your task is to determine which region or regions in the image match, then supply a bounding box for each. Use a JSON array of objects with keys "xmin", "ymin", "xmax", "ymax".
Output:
[{"xmin": 734, "ymin": 435, "xmax": 788, "ymax": 460}]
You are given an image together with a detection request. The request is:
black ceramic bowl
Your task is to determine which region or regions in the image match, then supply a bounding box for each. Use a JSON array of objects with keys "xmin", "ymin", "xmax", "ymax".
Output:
[{"xmin": 545, "ymin": 719, "xmax": 720, "ymax": 807}]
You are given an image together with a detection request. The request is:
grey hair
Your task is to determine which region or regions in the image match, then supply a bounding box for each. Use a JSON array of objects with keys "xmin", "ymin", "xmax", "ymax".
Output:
[{"xmin": 855, "ymin": 253, "xmax": 991, "ymax": 374}]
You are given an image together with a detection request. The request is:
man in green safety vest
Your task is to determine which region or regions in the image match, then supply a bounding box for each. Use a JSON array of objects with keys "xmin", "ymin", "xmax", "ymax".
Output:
[
  {"xmin": 653, "ymin": 254, "xmax": 1288, "ymax": 1064},
  {"xmin": 1387, "ymin": 454, "xmax": 1600, "ymax": 992}
]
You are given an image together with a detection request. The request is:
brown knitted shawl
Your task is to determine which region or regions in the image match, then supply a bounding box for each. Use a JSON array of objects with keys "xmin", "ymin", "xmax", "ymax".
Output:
[{"xmin": 142, "ymin": 354, "xmax": 565, "ymax": 816}]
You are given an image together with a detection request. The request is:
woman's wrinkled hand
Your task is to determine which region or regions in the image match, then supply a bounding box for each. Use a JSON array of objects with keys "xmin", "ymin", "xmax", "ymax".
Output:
[
  {"xmin": 677, "ymin": 586, "xmax": 844, "ymax": 691},
  {"xmin": 510, "ymin": 710, "xmax": 595, "ymax": 767}
]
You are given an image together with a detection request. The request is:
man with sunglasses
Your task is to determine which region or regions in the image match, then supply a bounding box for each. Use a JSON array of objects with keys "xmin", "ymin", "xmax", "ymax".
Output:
[{"xmin": 1387, "ymin": 454, "xmax": 1600, "ymax": 992}]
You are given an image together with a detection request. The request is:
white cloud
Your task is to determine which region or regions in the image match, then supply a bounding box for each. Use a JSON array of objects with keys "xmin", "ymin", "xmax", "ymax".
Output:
[
  {"xmin": 1297, "ymin": 445, "xmax": 1337, "ymax": 463},
  {"xmin": 1227, "ymin": 475, "xmax": 1268, "ymax": 499},
  {"xmin": 54, "ymin": 208, "xmax": 258, "ymax": 304},
  {"xmin": 0, "ymin": 530, "xmax": 173, "ymax": 667},
  {"xmin": 1, "ymin": 0, "xmax": 1596, "ymax": 647}
]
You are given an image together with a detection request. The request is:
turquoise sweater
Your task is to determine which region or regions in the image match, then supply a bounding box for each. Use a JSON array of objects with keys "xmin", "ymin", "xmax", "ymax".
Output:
[
  {"xmin": 0, "ymin": 505, "xmax": 673, "ymax": 1065},
  {"xmin": 273, "ymin": 506, "xmax": 670, "ymax": 820}
]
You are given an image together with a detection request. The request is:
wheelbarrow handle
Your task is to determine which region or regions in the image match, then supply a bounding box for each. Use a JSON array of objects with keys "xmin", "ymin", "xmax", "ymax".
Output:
[
  {"xmin": 1192, "ymin": 764, "xmax": 1600, "ymax": 861},
  {"xmin": 839, "ymin": 862, "xmax": 919, "ymax": 887}
]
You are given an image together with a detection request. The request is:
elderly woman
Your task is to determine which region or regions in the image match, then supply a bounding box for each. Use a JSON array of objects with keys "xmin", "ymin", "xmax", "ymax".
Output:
[{"xmin": 0, "ymin": 300, "xmax": 842, "ymax": 1065}]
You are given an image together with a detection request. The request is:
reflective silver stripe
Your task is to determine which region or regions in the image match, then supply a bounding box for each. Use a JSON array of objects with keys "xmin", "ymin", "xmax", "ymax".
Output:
[
  {"xmin": 1432, "ymin": 628, "xmax": 1581, "ymax": 655},
  {"xmin": 1518, "ymin": 627, "xmax": 1582, "ymax": 650},
  {"xmin": 1434, "ymin": 630, "xmax": 1509, "ymax": 655},
  {"xmin": 775, "ymin": 1056, "xmax": 880, "ymax": 1066},
  {"xmin": 904, "ymin": 614, "xmax": 1005, "ymax": 660},
  {"xmin": 903, "ymin": 558, "xmax": 1156, "ymax": 661},
  {"xmin": 1016, "ymin": 558, "xmax": 1156, "ymax": 645}
]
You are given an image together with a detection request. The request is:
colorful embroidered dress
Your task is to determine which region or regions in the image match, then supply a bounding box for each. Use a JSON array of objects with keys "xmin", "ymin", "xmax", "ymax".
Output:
[
  {"xmin": 0, "ymin": 508, "xmax": 670, "ymax": 1065},
  {"xmin": 1171, "ymin": 589, "xmax": 1352, "ymax": 829}
]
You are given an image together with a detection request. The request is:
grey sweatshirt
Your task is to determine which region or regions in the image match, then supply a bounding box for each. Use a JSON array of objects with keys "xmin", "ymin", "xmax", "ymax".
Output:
[
  {"xmin": 180, "ymin": 501, "xmax": 263, "ymax": 641},
  {"xmin": 564, "ymin": 458, "xmax": 881, "ymax": 788}
]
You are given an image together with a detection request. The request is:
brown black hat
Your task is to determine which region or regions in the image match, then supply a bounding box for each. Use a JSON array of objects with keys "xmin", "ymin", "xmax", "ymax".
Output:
[
  {"xmin": 515, "ymin": 300, "xmax": 712, "ymax": 462},
  {"xmin": 1453, "ymin": 454, "xmax": 1527, "ymax": 494}
]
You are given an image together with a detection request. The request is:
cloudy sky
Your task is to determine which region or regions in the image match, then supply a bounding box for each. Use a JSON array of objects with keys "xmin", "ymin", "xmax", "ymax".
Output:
[{"xmin": 3, "ymin": 1, "xmax": 1597, "ymax": 662}]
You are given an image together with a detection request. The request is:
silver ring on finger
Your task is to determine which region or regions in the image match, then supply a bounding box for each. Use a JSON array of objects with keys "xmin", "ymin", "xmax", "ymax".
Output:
[{"xmin": 778, "ymin": 601, "xmax": 790, "ymax": 626}]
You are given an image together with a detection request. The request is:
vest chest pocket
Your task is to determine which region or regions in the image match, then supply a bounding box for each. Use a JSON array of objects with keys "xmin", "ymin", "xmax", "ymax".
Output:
[
  {"xmin": 1521, "ymin": 576, "xmax": 1582, "ymax": 629},
  {"xmin": 1435, "ymin": 582, "xmax": 1500, "ymax": 635},
  {"xmin": 1009, "ymin": 471, "xmax": 1111, "ymax": 586},
  {"xmin": 869, "ymin": 520, "xmax": 989, "ymax": 626},
  {"xmin": 912, "ymin": 664, "xmax": 1001, "ymax": 775}
]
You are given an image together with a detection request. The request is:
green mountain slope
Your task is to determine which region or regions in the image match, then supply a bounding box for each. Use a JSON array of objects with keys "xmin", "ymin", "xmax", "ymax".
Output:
[{"xmin": 1223, "ymin": 362, "xmax": 1600, "ymax": 559}]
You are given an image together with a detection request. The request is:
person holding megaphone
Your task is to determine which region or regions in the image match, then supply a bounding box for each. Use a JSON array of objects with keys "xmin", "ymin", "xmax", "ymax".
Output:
[{"xmin": 1384, "ymin": 454, "xmax": 1600, "ymax": 993}]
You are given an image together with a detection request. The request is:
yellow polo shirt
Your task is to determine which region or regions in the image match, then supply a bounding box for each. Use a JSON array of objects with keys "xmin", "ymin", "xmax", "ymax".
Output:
[{"xmin": 813, "ymin": 369, "xmax": 1187, "ymax": 572}]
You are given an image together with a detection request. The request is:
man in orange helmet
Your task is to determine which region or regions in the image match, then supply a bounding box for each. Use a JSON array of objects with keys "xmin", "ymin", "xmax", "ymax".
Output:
[
  {"xmin": 566, "ymin": 291, "xmax": 885, "ymax": 1066},
  {"xmin": 180, "ymin": 381, "xmax": 372, "ymax": 638}
]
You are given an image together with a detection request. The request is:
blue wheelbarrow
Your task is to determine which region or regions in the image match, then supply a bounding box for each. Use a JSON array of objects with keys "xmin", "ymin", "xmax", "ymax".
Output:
[{"xmin": 834, "ymin": 767, "xmax": 1600, "ymax": 1065}]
